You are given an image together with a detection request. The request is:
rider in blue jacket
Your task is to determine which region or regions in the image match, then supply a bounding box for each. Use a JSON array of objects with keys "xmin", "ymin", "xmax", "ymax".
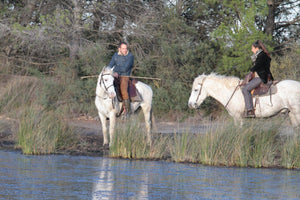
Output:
[{"xmin": 108, "ymin": 41, "xmax": 134, "ymax": 117}]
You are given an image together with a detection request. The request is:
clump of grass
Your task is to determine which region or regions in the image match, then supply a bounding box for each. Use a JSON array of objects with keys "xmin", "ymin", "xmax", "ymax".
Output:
[
  {"xmin": 280, "ymin": 134, "xmax": 300, "ymax": 169},
  {"xmin": 169, "ymin": 132, "xmax": 196, "ymax": 163},
  {"xmin": 109, "ymin": 119, "xmax": 150, "ymax": 159},
  {"xmin": 171, "ymin": 119, "xmax": 281, "ymax": 167},
  {"xmin": 17, "ymin": 106, "xmax": 76, "ymax": 155},
  {"xmin": 109, "ymin": 117, "xmax": 300, "ymax": 169},
  {"xmin": 109, "ymin": 117, "xmax": 171, "ymax": 160}
]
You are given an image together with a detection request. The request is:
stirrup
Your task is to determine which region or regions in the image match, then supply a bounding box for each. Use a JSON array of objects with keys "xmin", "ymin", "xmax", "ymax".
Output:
[{"xmin": 243, "ymin": 110, "xmax": 255, "ymax": 118}]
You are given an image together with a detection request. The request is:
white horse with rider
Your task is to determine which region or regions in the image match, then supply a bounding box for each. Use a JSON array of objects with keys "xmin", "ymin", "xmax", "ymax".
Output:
[
  {"xmin": 95, "ymin": 67, "xmax": 153, "ymax": 147},
  {"xmin": 188, "ymin": 73, "xmax": 300, "ymax": 127}
]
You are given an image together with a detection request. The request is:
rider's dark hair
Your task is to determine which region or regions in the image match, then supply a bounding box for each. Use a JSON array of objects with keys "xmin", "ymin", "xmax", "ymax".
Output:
[
  {"xmin": 118, "ymin": 41, "xmax": 128, "ymax": 48},
  {"xmin": 252, "ymin": 40, "xmax": 270, "ymax": 58}
]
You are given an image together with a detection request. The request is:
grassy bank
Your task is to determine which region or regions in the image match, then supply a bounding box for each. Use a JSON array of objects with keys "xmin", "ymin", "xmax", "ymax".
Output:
[
  {"xmin": 0, "ymin": 76, "xmax": 83, "ymax": 155},
  {"xmin": 110, "ymin": 118, "xmax": 300, "ymax": 169},
  {"xmin": 0, "ymin": 74, "xmax": 299, "ymax": 168}
]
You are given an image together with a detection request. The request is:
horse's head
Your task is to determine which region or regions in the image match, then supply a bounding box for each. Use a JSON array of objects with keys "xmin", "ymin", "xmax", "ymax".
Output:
[
  {"xmin": 97, "ymin": 67, "xmax": 116, "ymax": 98},
  {"xmin": 188, "ymin": 74, "xmax": 208, "ymax": 109}
]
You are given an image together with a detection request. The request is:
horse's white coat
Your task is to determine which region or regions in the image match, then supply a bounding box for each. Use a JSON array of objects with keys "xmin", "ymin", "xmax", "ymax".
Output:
[
  {"xmin": 188, "ymin": 73, "xmax": 300, "ymax": 127},
  {"xmin": 95, "ymin": 67, "xmax": 153, "ymax": 146}
]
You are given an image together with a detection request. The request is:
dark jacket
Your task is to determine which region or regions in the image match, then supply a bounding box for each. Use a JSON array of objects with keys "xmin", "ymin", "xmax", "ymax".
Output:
[
  {"xmin": 250, "ymin": 51, "xmax": 273, "ymax": 84},
  {"xmin": 108, "ymin": 52, "xmax": 134, "ymax": 76}
]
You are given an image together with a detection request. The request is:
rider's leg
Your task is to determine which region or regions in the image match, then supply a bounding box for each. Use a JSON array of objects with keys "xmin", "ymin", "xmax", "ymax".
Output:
[
  {"xmin": 120, "ymin": 76, "xmax": 131, "ymax": 116},
  {"xmin": 242, "ymin": 77, "xmax": 261, "ymax": 116}
]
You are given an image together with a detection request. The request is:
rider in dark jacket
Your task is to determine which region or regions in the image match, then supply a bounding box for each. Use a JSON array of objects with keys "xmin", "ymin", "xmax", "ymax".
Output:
[{"xmin": 242, "ymin": 40, "xmax": 274, "ymax": 118}]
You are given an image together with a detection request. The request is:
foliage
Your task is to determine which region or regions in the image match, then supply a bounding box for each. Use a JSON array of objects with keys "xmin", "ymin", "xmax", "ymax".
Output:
[
  {"xmin": 211, "ymin": 0, "xmax": 274, "ymax": 77},
  {"xmin": 0, "ymin": 76, "xmax": 40, "ymax": 115},
  {"xmin": 271, "ymin": 42, "xmax": 300, "ymax": 81},
  {"xmin": 139, "ymin": 8, "xmax": 218, "ymax": 115},
  {"xmin": 0, "ymin": 0, "xmax": 300, "ymax": 119}
]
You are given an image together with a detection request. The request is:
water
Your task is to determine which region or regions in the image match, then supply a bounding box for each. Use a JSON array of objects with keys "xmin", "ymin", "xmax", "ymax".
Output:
[{"xmin": 0, "ymin": 150, "xmax": 299, "ymax": 200}]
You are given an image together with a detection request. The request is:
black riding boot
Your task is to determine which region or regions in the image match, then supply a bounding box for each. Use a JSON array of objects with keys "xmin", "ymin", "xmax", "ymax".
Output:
[{"xmin": 124, "ymin": 99, "xmax": 131, "ymax": 119}]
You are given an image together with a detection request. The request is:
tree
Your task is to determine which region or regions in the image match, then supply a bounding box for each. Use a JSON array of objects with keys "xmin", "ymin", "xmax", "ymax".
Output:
[
  {"xmin": 210, "ymin": 0, "xmax": 273, "ymax": 77},
  {"xmin": 266, "ymin": 0, "xmax": 300, "ymax": 45}
]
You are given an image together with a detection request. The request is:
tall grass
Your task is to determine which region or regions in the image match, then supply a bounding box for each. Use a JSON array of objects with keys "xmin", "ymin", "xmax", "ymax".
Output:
[
  {"xmin": 193, "ymin": 120, "xmax": 280, "ymax": 167},
  {"xmin": 109, "ymin": 117, "xmax": 172, "ymax": 160},
  {"xmin": 109, "ymin": 118, "xmax": 300, "ymax": 169},
  {"xmin": 280, "ymin": 134, "xmax": 300, "ymax": 169},
  {"xmin": 17, "ymin": 106, "xmax": 76, "ymax": 155},
  {"xmin": 109, "ymin": 119, "xmax": 150, "ymax": 159}
]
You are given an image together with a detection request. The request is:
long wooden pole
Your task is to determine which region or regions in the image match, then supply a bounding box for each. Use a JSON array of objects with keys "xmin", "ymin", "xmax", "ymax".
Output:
[{"xmin": 80, "ymin": 75, "xmax": 161, "ymax": 81}]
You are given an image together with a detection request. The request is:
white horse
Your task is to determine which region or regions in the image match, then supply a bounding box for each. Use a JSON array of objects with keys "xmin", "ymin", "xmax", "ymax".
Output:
[
  {"xmin": 188, "ymin": 73, "xmax": 300, "ymax": 127},
  {"xmin": 95, "ymin": 67, "xmax": 153, "ymax": 147}
]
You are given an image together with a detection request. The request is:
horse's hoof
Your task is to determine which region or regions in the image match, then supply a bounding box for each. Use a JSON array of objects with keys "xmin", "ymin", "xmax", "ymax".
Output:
[{"xmin": 103, "ymin": 144, "xmax": 109, "ymax": 150}]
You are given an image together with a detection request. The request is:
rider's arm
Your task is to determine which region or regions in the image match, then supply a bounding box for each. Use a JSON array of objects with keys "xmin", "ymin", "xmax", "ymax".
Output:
[{"xmin": 108, "ymin": 53, "xmax": 117, "ymax": 68}]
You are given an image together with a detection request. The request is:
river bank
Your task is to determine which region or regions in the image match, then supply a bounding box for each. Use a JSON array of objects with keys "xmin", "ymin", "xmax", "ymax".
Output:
[
  {"xmin": 0, "ymin": 115, "xmax": 207, "ymax": 157},
  {"xmin": 1, "ymin": 114, "xmax": 299, "ymax": 169}
]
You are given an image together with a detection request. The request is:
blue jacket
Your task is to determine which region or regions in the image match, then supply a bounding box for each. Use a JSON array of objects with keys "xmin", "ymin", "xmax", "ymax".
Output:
[{"xmin": 108, "ymin": 51, "xmax": 134, "ymax": 76}]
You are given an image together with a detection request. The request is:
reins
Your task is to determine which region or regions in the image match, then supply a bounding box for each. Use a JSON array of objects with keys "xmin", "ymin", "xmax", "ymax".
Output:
[{"xmin": 224, "ymin": 80, "xmax": 241, "ymax": 109}]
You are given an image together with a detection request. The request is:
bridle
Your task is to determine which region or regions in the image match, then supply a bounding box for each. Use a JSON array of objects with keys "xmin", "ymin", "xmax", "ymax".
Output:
[
  {"xmin": 100, "ymin": 72, "xmax": 114, "ymax": 92},
  {"xmin": 98, "ymin": 72, "xmax": 116, "ymax": 108},
  {"xmin": 195, "ymin": 77, "xmax": 206, "ymax": 104}
]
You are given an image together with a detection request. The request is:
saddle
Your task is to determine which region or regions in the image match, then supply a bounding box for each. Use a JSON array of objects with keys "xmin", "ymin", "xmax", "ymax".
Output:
[
  {"xmin": 113, "ymin": 78, "xmax": 142, "ymax": 102},
  {"xmin": 251, "ymin": 81, "xmax": 278, "ymax": 97},
  {"xmin": 242, "ymin": 72, "xmax": 278, "ymax": 97}
]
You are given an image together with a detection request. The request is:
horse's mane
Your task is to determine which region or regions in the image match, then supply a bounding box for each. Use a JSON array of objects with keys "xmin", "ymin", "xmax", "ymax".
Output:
[
  {"xmin": 102, "ymin": 67, "xmax": 113, "ymax": 74},
  {"xmin": 198, "ymin": 73, "xmax": 241, "ymax": 88}
]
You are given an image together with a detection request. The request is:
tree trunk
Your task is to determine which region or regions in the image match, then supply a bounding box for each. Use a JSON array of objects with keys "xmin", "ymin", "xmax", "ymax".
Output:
[
  {"xmin": 69, "ymin": 0, "xmax": 81, "ymax": 60},
  {"xmin": 20, "ymin": 0, "xmax": 38, "ymax": 26},
  {"xmin": 265, "ymin": 0, "xmax": 276, "ymax": 36}
]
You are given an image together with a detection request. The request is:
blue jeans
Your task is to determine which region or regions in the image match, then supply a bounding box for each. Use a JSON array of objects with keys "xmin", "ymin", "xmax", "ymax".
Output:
[{"xmin": 242, "ymin": 77, "xmax": 262, "ymax": 111}]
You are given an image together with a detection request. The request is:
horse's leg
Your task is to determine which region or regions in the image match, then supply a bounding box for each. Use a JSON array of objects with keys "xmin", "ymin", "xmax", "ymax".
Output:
[
  {"xmin": 289, "ymin": 112, "xmax": 300, "ymax": 127},
  {"xmin": 233, "ymin": 118, "xmax": 243, "ymax": 127},
  {"xmin": 99, "ymin": 113, "xmax": 108, "ymax": 146},
  {"xmin": 109, "ymin": 113, "xmax": 116, "ymax": 147},
  {"xmin": 141, "ymin": 105, "xmax": 152, "ymax": 144}
]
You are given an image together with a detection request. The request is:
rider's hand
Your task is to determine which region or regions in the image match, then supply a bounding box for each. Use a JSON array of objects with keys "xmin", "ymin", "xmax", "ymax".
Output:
[{"xmin": 113, "ymin": 72, "xmax": 119, "ymax": 78}]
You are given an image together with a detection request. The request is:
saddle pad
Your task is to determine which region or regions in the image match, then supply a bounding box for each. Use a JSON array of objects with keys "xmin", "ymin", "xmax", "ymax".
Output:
[{"xmin": 252, "ymin": 84, "xmax": 277, "ymax": 97}]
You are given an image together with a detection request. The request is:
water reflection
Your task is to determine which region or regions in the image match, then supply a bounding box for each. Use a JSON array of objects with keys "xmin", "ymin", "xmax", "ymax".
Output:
[
  {"xmin": 92, "ymin": 158, "xmax": 151, "ymax": 199},
  {"xmin": 0, "ymin": 150, "xmax": 299, "ymax": 200},
  {"xmin": 91, "ymin": 157, "xmax": 300, "ymax": 199}
]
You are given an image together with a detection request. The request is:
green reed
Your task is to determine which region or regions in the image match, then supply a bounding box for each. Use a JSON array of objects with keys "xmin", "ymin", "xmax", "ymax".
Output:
[
  {"xmin": 109, "ymin": 118, "xmax": 300, "ymax": 169},
  {"xmin": 17, "ymin": 106, "xmax": 75, "ymax": 155},
  {"xmin": 109, "ymin": 118, "xmax": 150, "ymax": 159},
  {"xmin": 280, "ymin": 134, "xmax": 300, "ymax": 169}
]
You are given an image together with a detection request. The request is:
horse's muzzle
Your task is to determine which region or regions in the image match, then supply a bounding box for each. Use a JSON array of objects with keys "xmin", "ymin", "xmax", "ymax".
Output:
[
  {"xmin": 108, "ymin": 92, "xmax": 116, "ymax": 99},
  {"xmin": 188, "ymin": 102, "xmax": 197, "ymax": 109}
]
